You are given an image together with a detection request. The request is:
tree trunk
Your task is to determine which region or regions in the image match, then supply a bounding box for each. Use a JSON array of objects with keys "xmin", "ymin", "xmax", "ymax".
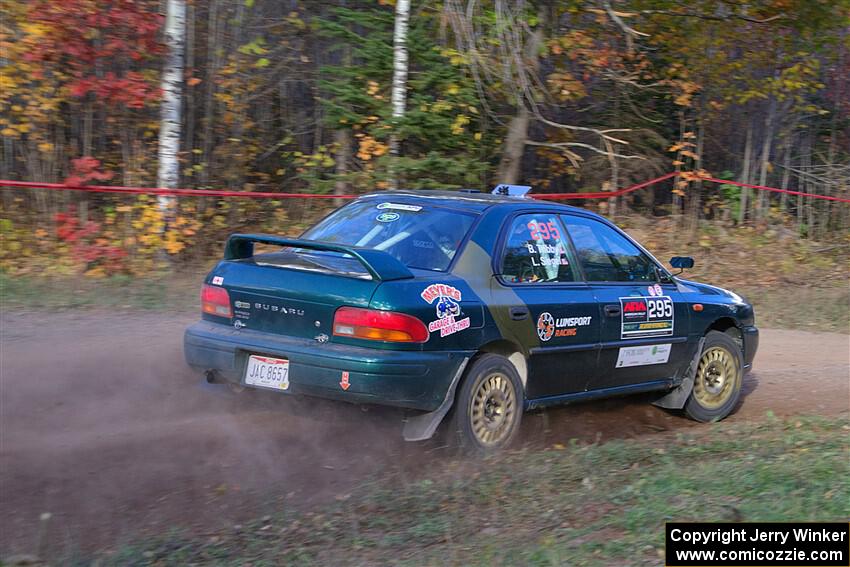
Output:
[
  {"xmin": 689, "ymin": 120, "xmax": 705, "ymax": 232},
  {"xmin": 779, "ymin": 138, "xmax": 791, "ymax": 215},
  {"xmin": 608, "ymin": 149, "xmax": 619, "ymax": 218},
  {"xmin": 157, "ymin": 0, "xmax": 187, "ymax": 222},
  {"xmin": 738, "ymin": 119, "xmax": 753, "ymax": 224},
  {"xmin": 824, "ymin": 47, "xmax": 843, "ymax": 237},
  {"xmin": 495, "ymin": 23, "xmax": 544, "ymax": 185},
  {"xmin": 756, "ymin": 96, "xmax": 777, "ymax": 219},
  {"xmin": 496, "ymin": 105, "xmax": 531, "ymax": 185},
  {"xmin": 79, "ymin": 100, "xmax": 93, "ymax": 223},
  {"xmin": 199, "ymin": 0, "xmax": 221, "ymax": 188},
  {"xmin": 388, "ymin": 0, "xmax": 410, "ymax": 189},
  {"xmin": 333, "ymin": 129, "xmax": 351, "ymax": 207},
  {"xmin": 184, "ymin": 2, "xmax": 196, "ymax": 180}
]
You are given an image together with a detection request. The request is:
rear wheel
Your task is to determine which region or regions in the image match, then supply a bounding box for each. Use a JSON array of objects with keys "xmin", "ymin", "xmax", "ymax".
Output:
[
  {"xmin": 451, "ymin": 354, "xmax": 524, "ymax": 453},
  {"xmin": 685, "ymin": 331, "xmax": 743, "ymax": 422}
]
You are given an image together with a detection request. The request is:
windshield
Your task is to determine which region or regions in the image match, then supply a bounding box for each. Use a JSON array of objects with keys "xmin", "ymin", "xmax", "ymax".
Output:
[{"xmin": 301, "ymin": 200, "xmax": 476, "ymax": 271}]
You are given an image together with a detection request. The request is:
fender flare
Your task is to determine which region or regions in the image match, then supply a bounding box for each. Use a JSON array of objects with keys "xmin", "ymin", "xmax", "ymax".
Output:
[{"xmin": 653, "ymin": 337, "xmax": 705, "ymax": 410}]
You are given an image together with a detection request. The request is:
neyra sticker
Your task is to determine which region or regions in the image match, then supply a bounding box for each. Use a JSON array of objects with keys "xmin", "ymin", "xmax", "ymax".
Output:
[
  {"xmin": 537, "ymin": 312, "xmax": 593, "ymax": 342},
  {"xmin": 377, "ymin": 202, "xmax": 422, "ymax": 212},
  {"xmin": 616, "ymin": 343, "xmax": 672, "ymax": 368},
  {"xmin": 211, "ymin": 275, "xmax": 224, "ymax": 285},
  {"xmin": 376, "ymin": 212, "xmax": 400, "ymax": 223},
  {"xmin": 421, "ymin": 284, "xmax": 470, "ymax": 337},
  {"xmin": 339, "ymin": 371, "xmax": 350, "ymax": 391},
  {"xmin": 620, "ymin": 296, "xmax": 674, "ymax": 339}
]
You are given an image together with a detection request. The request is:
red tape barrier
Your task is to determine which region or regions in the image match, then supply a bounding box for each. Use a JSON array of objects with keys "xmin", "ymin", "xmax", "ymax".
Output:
[
  {"xmin": 1, "ymin": 173, "xmax": 848, "ymax": 203},
  {"xmin": 537, "ymin": 172, "xmax": 677, "ymax": 199},
  {"xmin": 0, "ymin": 179, "xmax": 356, "ymax": 199}
]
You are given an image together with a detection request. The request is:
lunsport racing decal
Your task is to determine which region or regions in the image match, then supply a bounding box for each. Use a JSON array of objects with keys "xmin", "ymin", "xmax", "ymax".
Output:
[
  {"xmin": 537, "ymin": 311, "xmax": 592, "ymax": 342},
  {"xmin": 421, "ymin": 284, "xmax": 471, "ymax": 338},
  {"xmin": 620, "ymin": 296, "xmax": 674, "ymax": 339}
]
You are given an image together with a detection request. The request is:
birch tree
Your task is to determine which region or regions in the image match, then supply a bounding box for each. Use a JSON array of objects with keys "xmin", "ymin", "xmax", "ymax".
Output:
[
  {"xmin": 388, "ymin": 0, "xmax": 410, "ymax": 188},
  {"xmin": 156, "ymin": 0, "xmax": 186, "ymax": 218}
]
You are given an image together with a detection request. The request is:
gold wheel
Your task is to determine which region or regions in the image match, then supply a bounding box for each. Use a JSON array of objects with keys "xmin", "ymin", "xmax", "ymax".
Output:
[
  {"xmin": 692, "ymin": 346, "xmax": 740, "ymax": 410},
  {"xmin": 470, "ymin": 372, "xmax": 517, "ymax": 447}
]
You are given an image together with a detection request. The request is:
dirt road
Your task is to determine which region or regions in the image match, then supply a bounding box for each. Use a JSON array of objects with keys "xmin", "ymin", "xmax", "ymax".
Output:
[{"xmin": 1, "ymin": 311, "xmax": 847, "ymax": 557}]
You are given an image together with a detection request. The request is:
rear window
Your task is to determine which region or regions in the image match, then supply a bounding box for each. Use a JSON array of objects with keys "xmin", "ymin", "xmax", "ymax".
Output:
[{"xmin": 301, "ymin": 200, "xmax": 476, "ymax": 271}]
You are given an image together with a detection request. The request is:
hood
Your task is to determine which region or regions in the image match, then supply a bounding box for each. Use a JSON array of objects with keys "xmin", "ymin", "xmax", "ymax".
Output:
[{"xmin": 674, "ymin": 278, "xmax": 750, "ymax": 305}]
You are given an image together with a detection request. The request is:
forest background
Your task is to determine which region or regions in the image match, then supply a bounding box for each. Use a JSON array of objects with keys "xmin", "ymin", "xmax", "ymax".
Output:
[{"xmin": 0, "ymin": 0, "xmax": 848, "ymax": 278}]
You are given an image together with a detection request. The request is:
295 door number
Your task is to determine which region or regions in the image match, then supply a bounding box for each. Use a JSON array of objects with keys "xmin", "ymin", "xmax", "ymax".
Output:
[
  {"xmin": 647, "ymin": 297, "xmax": 673, "ymax": 319},
  {"xmin": 620, "ymin": 295, "xmax": 675, "ymax": 338}
]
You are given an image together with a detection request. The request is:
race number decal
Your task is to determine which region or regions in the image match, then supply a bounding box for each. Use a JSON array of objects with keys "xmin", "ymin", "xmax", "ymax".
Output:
[{"xmin": 620, "ymin": 296, "xmax": 674, "ymax": 339}]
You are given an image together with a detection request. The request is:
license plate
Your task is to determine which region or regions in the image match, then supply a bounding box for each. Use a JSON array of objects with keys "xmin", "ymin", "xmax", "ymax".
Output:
[{"xmin": 244, "ymin": 355, "xmax": 290, "ymax": 390}]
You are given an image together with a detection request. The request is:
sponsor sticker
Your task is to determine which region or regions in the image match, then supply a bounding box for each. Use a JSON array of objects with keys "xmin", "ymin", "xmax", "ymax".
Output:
[
  {"xmin": 376, "ymin": 212, "xmax": 400, "ymax": 223},
  {"xmin": 421, "ymin": 284, "xmax": 470, "ymax": 337},
  {"xmin": 648, "ymin": 285, "xmax": 657, "ymax": 296},
  {"xmin": 653, "ymin": 283, "xmax": 663, "ymax": 296},
  {"xmin": 615, "ymin": 343, "xmax": 671, "ymax": 368},
  {"xmin": 537, "ymin": 312, "xmax": 555, "ymax": 341},
  {"xmin": 340, "ymin": 371, "xmax": 350, "ymax": 391},
  {"xmin": 620, "ymin": 295, "xmax": 674, "ymax": 339},
  {"xmin": 377, "ymin": 202, "xmax": 422, "ymax": 212},
  {"xmin": 537, "ymin": 311, "xmax": 593, "ymax": 342},
  {"xmin": 211, "ymin": 275, "xmax": 224, "ymax": 285}
]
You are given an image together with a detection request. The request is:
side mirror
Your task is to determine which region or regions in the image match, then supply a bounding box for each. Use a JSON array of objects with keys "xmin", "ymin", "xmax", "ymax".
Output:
[{"xmin": 669, "ymin": 256, "xmax": 694, "ymax": 269}]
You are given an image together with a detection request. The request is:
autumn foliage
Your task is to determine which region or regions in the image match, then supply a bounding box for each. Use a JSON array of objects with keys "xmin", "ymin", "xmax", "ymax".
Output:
[{"xmin": 1, "ymin": 1, "xmax": 848, "ymax": 278}]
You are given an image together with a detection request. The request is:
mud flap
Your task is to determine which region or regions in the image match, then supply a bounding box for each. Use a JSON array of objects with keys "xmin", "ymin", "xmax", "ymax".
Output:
[
  {"xmin": 653, "ymin": 337, "xmax": 704, "ymax": 410},
  {"xmin": 402, "ymin": 358, "xmax": 469, "ymax": 442}
]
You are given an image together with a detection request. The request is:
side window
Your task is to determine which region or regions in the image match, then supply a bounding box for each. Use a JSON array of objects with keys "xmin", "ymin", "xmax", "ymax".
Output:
[
  {"xmin": 501, "ymin": 214, "xmax": 578, "ymax": 283},
  {"xmin": 562, "ymin": 215, "xmax": 657, "ymax": 282}
]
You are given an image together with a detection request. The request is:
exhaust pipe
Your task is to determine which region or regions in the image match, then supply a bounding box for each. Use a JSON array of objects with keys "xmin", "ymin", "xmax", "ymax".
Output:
[{"xmin": 205, "ymin": 370, "xmax": 218, "ymax": 384}]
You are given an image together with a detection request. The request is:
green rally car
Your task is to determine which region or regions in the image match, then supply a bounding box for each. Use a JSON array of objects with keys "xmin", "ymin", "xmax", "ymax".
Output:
[{"xmin": 184, "ymin": 188, "xmax": 758, "ymax": 451}]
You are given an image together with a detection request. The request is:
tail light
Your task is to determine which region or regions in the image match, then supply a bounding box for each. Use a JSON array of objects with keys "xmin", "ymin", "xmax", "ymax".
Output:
[
  {"xmin": 333, "ymin": 306, "xmax": 428, "ymax": 343},
  {"xmin": 201, "ymin": 284, "xmax": 232, "ymax": 318}
]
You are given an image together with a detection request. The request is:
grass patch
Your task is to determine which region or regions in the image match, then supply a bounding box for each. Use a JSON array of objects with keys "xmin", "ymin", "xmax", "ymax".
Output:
[
  {"xmin": 0, "ymin": 271, "xmax": 201, "ymax": 312},
  {"xmin": 740, "ymin": 283, "xmax": 849, "ymax": 333},
  {"xmin": 86, "ymin": 416, "xmax": 849, "ymax": 566}
]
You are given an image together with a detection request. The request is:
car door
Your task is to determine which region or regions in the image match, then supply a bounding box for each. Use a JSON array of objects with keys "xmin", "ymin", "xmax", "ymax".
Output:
[
  {"xmin": 495, "ymin": 212, "xmax": 600, "ymax": 399},
  {"xmin": 560, "ymin": 214, "xmax": 691, "ymax": 391}
]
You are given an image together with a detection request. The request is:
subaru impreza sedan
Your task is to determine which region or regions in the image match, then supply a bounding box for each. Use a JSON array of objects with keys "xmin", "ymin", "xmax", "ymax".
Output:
[{"xmin": 184, "ymin": 188, "xmax": 758, "ymax": 452}]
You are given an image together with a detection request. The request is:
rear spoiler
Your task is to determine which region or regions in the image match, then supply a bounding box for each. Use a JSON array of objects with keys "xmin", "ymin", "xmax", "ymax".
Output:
[{"xmin": 223, "ymin": 233, "xmax": 414, "ymax": 282}]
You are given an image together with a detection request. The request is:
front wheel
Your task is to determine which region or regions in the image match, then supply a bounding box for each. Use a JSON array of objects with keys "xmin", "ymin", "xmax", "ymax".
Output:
[
  {"xmin": 451, "ymin": 354, "xmax": 524, "ymax": 453},
  {"xmin": 684, "ymin": 331, "xmax": 744, "ymax": 422}
]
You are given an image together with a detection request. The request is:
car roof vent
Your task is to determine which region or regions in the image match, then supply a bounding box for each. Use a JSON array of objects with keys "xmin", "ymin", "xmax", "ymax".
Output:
[{"xmin": 492, "ymin": 184, "xmax": 532, "ymax": 197}]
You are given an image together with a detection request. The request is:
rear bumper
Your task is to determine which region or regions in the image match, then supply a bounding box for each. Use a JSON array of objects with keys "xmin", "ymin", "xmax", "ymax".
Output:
[
  {"xmin": 184, "ymin": 321, "xmax": 471, "ymax": 411},
  {"xmin": 742, "ymin": 324, "xmax": 759, "ymax": 372}
]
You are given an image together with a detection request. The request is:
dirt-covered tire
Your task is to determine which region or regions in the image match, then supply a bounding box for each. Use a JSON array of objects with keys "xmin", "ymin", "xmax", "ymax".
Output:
[
  {"xmin": 684, "ymin": 331, "xmax": 744, "ymax": 422},
  {"xmin": 450, "ymin": 354, "xmax": 524, "ymax": 453}
]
